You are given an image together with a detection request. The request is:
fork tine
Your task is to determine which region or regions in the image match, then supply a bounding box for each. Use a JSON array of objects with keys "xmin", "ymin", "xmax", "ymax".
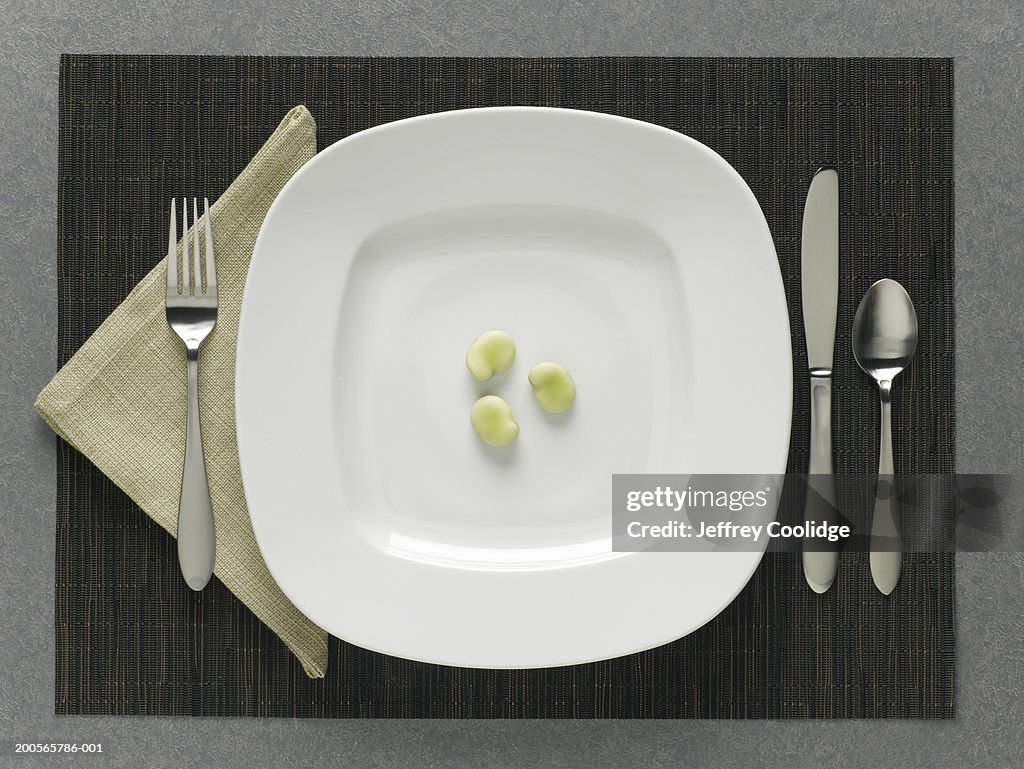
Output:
[
  {"xmin": 167, "ymin": 198, "xmax": 178, "ymax": 293},
  {"xmin": 203, "ymin": 198, "xmax": 216, "ymax": 294},
  {"xmin": 181, "ymin": 197, "xmax": 190, "ymax": 295},
  {"xmin": 192, "ymin": 198, "xmax": 202, "ymax": 294}
]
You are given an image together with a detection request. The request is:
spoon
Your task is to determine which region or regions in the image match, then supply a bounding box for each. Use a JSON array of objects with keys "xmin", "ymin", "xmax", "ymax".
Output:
[{"xmin": 852, "ymin": 278, "xmax": 918, "ymax": 595}]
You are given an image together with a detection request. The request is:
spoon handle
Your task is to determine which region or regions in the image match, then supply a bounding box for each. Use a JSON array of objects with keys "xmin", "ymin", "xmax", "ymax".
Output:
[{"xmin": 871, "ymin": 380, "xmax": 902, "ymax": 594}]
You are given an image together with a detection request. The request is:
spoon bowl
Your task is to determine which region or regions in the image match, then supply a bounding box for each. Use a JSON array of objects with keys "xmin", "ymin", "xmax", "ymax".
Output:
[
  {"xmin": 852, "ymin": 278, "xmax": 918, "ymax": 595},
  {"xmin": 852, "ymin": 279, "xmax": 918, "ymax": 382}
]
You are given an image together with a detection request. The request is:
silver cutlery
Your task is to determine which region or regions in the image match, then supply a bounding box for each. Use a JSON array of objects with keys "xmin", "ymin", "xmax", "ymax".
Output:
[
  {"xmin": 852, "ymin": 278, "xmax": 917, "ymax": 595},
  {"xmin": 165, "ymin": 198, "xmax": 218, "ymax": 591},
  {"xmin": 800, "ymin": 167, "xmax": 841, "ymax": 593}
]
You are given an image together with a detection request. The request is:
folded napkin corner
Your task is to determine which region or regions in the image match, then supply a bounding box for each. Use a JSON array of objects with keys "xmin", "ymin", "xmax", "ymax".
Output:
[{"xmin": 38, "ymin": 104, "xmax": 329, "ymax": 679}]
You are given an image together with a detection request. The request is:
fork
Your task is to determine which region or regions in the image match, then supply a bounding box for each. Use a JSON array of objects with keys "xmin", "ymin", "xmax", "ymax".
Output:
[{"xmin": 166, "ymin": 198, "xmax": 217, "ymax": 591}]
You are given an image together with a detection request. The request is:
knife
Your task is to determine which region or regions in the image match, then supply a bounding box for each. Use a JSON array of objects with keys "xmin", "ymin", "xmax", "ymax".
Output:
[{"xmin": 800, "ymin": 167, "xmax": 841, "ymax": 593}]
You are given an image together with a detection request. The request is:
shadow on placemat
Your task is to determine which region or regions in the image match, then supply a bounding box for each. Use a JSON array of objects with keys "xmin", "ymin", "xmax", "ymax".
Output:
[{"xmin": 55, "ymin": 55, "xmax": 954, "ymax": 718}]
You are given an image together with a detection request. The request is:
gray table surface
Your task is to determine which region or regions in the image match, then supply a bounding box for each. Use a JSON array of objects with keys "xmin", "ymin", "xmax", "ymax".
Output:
[{"xmin": 2, "ymin": 2, "xmax": 1022, "ymax": 767}]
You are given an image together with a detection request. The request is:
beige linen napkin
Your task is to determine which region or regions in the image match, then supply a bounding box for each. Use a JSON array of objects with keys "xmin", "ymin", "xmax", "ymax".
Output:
[{"xmin": 35, "ymin": 105, "xmax": 328, "ymax": 678}]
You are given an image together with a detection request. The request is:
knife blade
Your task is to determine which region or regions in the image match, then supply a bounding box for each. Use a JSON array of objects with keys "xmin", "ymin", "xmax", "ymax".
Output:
[{"xmin": 800, "ymin": 167, "xmax": 841, "ymax": 593}]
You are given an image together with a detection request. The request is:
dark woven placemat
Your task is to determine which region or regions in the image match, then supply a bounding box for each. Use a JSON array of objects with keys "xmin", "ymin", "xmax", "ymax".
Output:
[{"xmin": 55, "ymin": 55, "xmax": 954, "ymax": 718}]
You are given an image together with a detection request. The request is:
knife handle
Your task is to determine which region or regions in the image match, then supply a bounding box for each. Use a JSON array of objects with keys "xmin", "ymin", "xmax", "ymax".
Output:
[{"xmin": 803, "ymin": 373, "xmax": 840, "ymax": 592}]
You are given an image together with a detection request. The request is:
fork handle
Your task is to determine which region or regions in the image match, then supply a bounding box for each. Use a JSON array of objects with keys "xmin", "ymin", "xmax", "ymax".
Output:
[{"xmin": 178, "ymin": 343, "xmax": 216, "ymax": 590}]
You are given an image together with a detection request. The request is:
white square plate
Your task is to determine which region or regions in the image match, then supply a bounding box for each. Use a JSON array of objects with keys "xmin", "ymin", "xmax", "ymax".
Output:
[{"xmin": 237, "ymin": 107, "xmax": 792, "ymax": 668}]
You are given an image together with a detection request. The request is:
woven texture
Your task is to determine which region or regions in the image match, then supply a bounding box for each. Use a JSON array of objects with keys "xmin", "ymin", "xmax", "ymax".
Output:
[{"xmin": 49, "ymin": 56, "xmax": 954, "ymax": 718}]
